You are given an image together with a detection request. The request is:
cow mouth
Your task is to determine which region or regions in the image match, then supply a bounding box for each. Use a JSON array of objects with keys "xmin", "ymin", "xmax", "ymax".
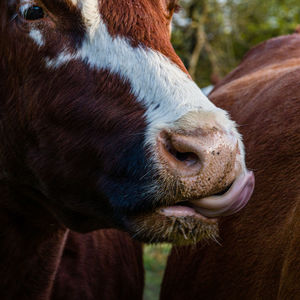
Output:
[
  {"xmin": 130, "ymin": 171, "xmax": 254, "ymax": 245},
  {"xmin": 159, "ymin": 171, "xmax": 255, "ymax": 220}
]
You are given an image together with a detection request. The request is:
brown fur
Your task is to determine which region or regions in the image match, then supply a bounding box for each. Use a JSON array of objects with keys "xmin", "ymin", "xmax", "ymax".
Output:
[
  {"xmin": 161, "ymin": 34, "xmax": 300, "ymax": 300},
  {"xmin": 0, "ymin": 182, "xmax": 144, "ymax": 300},
  {"xmin": 52, "ymin": 230, "xmax": 144, "ymax": 300}
]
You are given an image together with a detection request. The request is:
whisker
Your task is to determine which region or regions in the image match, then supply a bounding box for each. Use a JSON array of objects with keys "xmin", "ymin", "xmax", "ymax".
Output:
[{"xmin": 10, "ymin": 14, "xmax": 18, "ymax": 23}]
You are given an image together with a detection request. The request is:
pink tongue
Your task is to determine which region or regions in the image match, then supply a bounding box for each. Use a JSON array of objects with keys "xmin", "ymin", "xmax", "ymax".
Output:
[
  {"xmin": 160, "ymin": 206, "xmax": 198, "ymax": 218},
  {"xmin": 190, "ymin": 171, "xmax": 255, "ymax": 218}
]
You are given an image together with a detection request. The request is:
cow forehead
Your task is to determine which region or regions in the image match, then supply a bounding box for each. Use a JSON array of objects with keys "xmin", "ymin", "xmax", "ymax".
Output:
[
  {"xmin": 65, "ymin": 0, "xmax": 186, "ymax": 71},
  {"xmin": 15, "ymin": 0, "xmax": 182, "ymax": 69},
  {"xmin": 67, "ymin": 0, "xmax": 166, "ymax": 31}
]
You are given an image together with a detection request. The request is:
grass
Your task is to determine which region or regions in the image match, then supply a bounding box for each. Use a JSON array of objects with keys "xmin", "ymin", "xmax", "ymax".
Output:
[{"xmin": 143, "ymin": 244, "xmax": 172, "ymax": 300}]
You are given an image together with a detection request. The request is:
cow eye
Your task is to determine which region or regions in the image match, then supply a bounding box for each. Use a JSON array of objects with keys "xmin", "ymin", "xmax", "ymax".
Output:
[{"xmin": 22, "ymin": 6, "xmax": 45, "ymax": 21}]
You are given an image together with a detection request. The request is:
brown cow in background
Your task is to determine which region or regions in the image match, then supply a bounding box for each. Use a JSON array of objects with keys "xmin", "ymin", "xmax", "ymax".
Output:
[{"xmin": 161, "ymin": 34, "xmax": 300, "ymax": 300}]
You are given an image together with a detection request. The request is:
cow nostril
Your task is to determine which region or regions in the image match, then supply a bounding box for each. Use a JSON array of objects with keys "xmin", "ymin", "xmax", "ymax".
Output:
[
  {"xmin": 164, "ymin": 137, "xmax": 199, "ymax": 165},
  {"xmin": 158, "ymin": 131, "xmax": 201, "ymax": 171},
  {"xmin": 157, "ymin": 126, "xmax": 239, "ymax": 186},
  {"xmin": 174, "ymin": 151, "xmax": 199, "ymax": 166}
]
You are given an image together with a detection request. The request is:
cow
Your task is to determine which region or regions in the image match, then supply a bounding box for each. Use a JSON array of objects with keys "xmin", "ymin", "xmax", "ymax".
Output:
[
  {"xmin": 0, "ymin": 1, "xmax": 254, "ymax": 299},
  {"xmin": 161, "ymin": 34, "xmax": 300, "ymax": 300}
]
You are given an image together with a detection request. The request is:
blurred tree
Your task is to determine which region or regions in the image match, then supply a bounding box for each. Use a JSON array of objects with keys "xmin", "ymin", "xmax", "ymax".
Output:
[{"xmin": 172, "ymin": 0, "xmax": 300, "ymax": 86}]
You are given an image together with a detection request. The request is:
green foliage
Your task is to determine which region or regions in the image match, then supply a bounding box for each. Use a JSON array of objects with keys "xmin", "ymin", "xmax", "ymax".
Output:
[
  {"xmin": 143, "ymin": 244, "xmax": 171, "ymax": 300},
  {"xmin": 172, "ymin": 0, "xmax": 300, "ymax": 86}
]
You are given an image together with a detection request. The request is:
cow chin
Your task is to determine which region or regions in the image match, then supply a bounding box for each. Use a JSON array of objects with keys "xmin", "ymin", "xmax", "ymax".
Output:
[
  {"xmin": 127, "ymin": 181, "xmax": 220, "ymax": 245},
  {"xmin": 129, "ymin": 211, "xmax": 219, "ymax": 245}
]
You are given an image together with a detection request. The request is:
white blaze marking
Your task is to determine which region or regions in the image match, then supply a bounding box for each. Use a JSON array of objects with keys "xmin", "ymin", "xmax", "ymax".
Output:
[
  {"xmin": 81, "ymin": 0, "xmax": 101, "ymax": 36},
  {"xmin": 29, "ymin": 29, "xmax": 44, "ymax": 47},
  {"xmin": 46, "ymin": 0, "xmax": 245, "ymax": 164}
]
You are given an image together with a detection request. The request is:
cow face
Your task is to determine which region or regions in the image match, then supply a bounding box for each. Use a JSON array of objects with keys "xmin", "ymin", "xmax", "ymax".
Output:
[{"xmin": 0, "ymin": 0, "xmax": 254, "ymax": 244}]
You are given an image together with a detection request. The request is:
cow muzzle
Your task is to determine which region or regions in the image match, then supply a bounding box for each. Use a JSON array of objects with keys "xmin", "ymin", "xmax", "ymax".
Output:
[
  {"xmin": 156, "ymin": 111, "xmax": 254, "ymax": 219},
  {"xmin": 129, "ymin": 111, "xmax": 254, "ymax": 245}
]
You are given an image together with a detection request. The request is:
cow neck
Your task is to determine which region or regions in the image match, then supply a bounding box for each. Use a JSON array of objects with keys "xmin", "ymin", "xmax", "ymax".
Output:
[{"xmin": 0, "ymin": 180, "xmax": 69, "ymax": 300}]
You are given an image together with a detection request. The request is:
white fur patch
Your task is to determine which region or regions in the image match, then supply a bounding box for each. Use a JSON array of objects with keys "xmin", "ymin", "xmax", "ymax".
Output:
[
  {"xmin": 69, "ymin": 0, "xmax": 100, "ymax": 36},
  {"xmin": 46, "ymin": 0, "xmax": 245, "ymax": 166},
  {"xmin": 45, "ymin": 52, "xmax": 74, "ymax": 68},
  {"xmin": 19, "ymin": 1, "xmax": 32, "ymax": 17},
  {"xmin": 29, "ymin": 29, "xmax": 44, "ymax": 47}
]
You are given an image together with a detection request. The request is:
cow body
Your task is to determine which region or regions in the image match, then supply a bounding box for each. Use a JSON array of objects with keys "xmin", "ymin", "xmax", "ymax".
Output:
[
  {"xmin": 52, "ymin": 230, "xmax": 144, "ymax": 300},
  {"xmin": 0, "ymin": 183, "xmax": 144, "ymax": 300},
  {"xmin": 161, "ymin": 34, "xmax": 300, "ymax": 300}
]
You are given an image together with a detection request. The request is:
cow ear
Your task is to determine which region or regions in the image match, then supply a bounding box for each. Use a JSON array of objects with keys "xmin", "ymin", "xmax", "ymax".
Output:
[
  {"xmin": 164, "ymin": 0, "xmax": 181, "ymax": 19},
  {"xmin": 161, "ymin": 0, "xmax": 181, "ymax": 35}
]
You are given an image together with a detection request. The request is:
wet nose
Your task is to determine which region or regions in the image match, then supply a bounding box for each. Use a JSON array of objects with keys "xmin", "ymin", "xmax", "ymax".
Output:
[{"xmin": 157, "ymin": 127, "xmax": 239, "ymax": 192}]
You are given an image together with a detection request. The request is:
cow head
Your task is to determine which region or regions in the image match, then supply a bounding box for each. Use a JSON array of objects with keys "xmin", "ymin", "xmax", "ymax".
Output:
[{"xmin": 0, "ymin": 0, "xmax": 254, "ymax": 244}]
